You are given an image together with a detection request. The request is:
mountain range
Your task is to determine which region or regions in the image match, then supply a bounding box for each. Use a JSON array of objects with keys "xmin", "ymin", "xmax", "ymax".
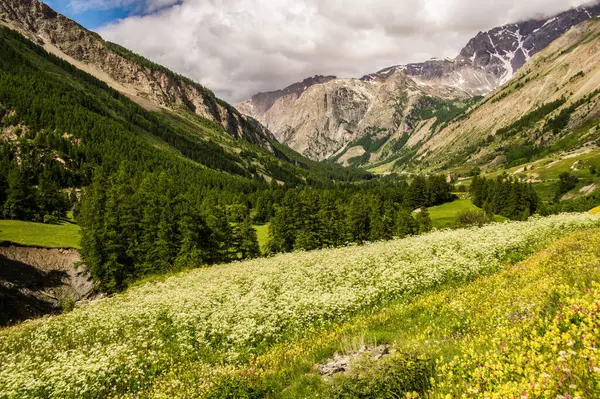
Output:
[
  {"xmin": 237, "ymin": 2, "xmax": 600, "ymax": 166},
  {"xmin": 1, "ymin": 0, "xmax": 599, "ymax": 178}
]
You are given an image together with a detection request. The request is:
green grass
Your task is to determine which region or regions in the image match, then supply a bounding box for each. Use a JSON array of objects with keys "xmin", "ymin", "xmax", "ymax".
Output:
[
  {"xmin": 450, "ymin": 149, "xmax": 600, "ymax": 203},
  {"xmin": 0, "ymin": 219, "xmax": 80, "ymax": 248},
  {"xmin": 425, "ymin": 199, "xmax": 507, "ymax": 229},
  {"xmin": 254, "ymin": 223, "xmax": 270, "ymax": 252}
]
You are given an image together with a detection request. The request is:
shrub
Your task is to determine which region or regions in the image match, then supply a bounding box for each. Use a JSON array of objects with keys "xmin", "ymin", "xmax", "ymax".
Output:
[
  {"xmin": 43, "ymin": 214, "xmax": 59, "ymax": 224},
  {"xmin": 555, "ymin": 172, "xmax": 579, "ymax": 201},
  {"xmin": 455, "ymin": 209, "xmax": 492, "ymax": 227}
]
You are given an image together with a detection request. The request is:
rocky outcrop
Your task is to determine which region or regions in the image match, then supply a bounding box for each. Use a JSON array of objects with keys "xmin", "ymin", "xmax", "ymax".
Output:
[
  {"xmin": 238, "ymin": 71, "xmax": 471, "ymax": 161},
  {"xmin": 238, "ymin": 2, "xmax": 600, "ymax": 161},
  {"xmin": 238, "ymin": 75, "xmax": 337, "ymax": 118},
  {"xmin": 318, "ymin": 345, "xmax": 391, "ymax": 378},
  {"xmin": 0, "ymin": 0, "xmax": 275, "ymax": 147}
]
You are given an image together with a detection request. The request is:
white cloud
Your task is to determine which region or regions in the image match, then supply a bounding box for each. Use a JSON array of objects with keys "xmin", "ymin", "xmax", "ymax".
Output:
[{"xmin": 97, "ymin": 0, "xmax": 592, "ymax": 103}]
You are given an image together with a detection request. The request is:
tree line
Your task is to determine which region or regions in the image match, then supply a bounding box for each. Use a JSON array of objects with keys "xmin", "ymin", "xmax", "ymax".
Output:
[
  {"xmin": 267, "ymin": 175, "xmax": 453, "ymax": 252},
  {"xmin": 470, "ymin": 175, "xmax": 540, "ymax": 220},
  {"xmin": 0, "ymin": 137, "xmax": 76, "ymax": 222},
  {"xmin": 78, "ymin": 166, "xmax": 263, "ymax": 292},
  {"xmin": 78, "ymin": 169, "xmax": 454, "ymax": 291}
]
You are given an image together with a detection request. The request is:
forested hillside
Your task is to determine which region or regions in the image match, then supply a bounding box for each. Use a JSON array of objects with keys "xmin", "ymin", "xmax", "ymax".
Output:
[{"xmin": 0, "ymin": 26, "xmax": 364, "ymax": 283}]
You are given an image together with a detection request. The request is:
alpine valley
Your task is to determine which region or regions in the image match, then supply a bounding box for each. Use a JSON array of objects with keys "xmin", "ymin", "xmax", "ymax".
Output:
[{"xmin": 2, "ymin": 0, "xmax": 600, "ymax": 398}]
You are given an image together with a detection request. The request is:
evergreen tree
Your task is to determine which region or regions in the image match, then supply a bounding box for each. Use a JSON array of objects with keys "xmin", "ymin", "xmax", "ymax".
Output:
[
  {"xmin": 346, "ymin": 195, "xmax": 370, "ymax": 243},
  {"xmin": 175, "ymin": 199, "xmax": 211, "ymax": 269},
  {"xmin": 37, "ymin": 169, "xmax": 66, "ymax": 220},
  {"xmin": 395, "ymin": 209, "xmax": 417, "ymax": 238},
  {"xmin": 3, "ymin": 168, "xmax": 35, "ymax": 220},
  {"xmin": 482, "ymin": 201, "xmax": 494, "ymax": 220},
  {"xmin": 555, "ymin": 172, "xmax": 579, "ymax": 201},
  {"xmin": 470, "ymin": 175, "xmax": 485, "ymax": 208},
  {"xmin": 237, "ymin": 218, "xmax": 261, "ymax": 259},
  {"xmin": 416, "ymin": 208, "xmax": 433, "ymax": 234},
  {"xmin": 405, "ymin": 175, "xmax": 428, "ymax": 210},
  {"xmin": 368, "ymin": 198, "xmax": 385, "ymax": 242},
  {"xmin": 78, "ymin": 169, "xmax": 109, "ymax": 290}
]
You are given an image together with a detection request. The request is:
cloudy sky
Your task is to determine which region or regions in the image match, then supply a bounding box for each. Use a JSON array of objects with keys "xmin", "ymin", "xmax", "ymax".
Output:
[{"xmin": 46, "ymin": 0, "xmax": 591, "ymax": 103}]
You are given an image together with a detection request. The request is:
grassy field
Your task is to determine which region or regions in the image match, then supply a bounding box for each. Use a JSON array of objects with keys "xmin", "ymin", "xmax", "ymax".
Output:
[
  {"xmin": 0, "ymin": 213, "xmax": 597, "ymax": 398},
  {"xmin": 426, "ymin": 199, "xmax": 507, "ymax": 229},
  {"xmin": 591, "ymin": 205, "xmax": 600, "ymax": 215},
  {"xmin": 254, "ymin": 223, "xmax": 270, "ymax": 252},
  {"xmin": 448, "ymin": 149, "xmax": 600, "ymax": 202},
  {"xmin": 0, "ymin": 220, "xmax": 80, "ymax": 248}
]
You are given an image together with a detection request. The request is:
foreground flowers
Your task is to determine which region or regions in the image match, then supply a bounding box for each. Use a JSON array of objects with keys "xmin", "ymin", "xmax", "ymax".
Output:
[{"xmin": 0, "ymin": 213, "xmax": 598, "ymax": 398}]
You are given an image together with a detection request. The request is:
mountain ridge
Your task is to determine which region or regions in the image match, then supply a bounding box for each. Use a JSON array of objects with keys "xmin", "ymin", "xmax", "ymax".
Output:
[
  {"xmin": 0, "ymin": 0, "xmax": 275, "ymax": 147},
  {"xmin": 237, "ymin": 1, "xmax": 600, "ymax": 161}
]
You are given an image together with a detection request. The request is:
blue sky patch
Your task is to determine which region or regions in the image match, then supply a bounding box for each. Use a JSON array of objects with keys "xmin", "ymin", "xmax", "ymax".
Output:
[
  {"xmin": 43, "ymin": 0, "xmax": 182, "ymax": 30},
  {"xmin": 44, "ymin": 0, "xmax": 131, "ymax": 29}
]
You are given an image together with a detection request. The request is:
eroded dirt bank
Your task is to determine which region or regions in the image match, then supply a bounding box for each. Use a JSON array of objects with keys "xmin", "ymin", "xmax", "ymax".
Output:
[{"xmin": 0, "ymin": 244, "xmax": 93, "ymax": 326}]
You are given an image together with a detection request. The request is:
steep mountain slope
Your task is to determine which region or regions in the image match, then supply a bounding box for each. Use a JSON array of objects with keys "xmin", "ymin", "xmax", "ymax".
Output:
[
  {"xmin": 237, "ymin": 2, "xmax": 600, "ymax": 162},
  {"xmin": 0, "ymin": 0, "xmax": 272, "ymax": 147},
  {"xmin": 0, "ymin": 0, "xmax": 374, "ymax": 185},
  {"xmin": 0, "ymin": 23, "xmax": 369, "ymax": 206},
  {"xmin": 413, "ymin": 17, "xmax": 600, "ymax": 172}
]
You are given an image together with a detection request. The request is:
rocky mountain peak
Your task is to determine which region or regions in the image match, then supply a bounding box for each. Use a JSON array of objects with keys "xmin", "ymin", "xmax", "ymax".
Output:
[
  {"xmin": 362, "ymin": 1, "xmax": 600, "ymax": 88},
  {"xmin": 239, "ymin": 75, "xmax": 337, "ymax": 118},
  {"xmin": 457, "ymin": 1, "xmax": 600, "ymax": 84}
]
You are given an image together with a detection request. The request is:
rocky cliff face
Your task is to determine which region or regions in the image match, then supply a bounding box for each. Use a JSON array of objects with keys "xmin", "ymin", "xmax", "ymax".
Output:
[
  {"xmin": 238, "ymin": 2, "xmax": 600, "ymax": 161},
  {"xmin": 0, "ymin": 0, "xmax": 275, "ymax": 147}
]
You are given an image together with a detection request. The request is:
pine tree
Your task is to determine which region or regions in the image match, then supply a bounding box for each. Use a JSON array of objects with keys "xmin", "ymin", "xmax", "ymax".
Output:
[
  {"xmin": 37, "ymin": 168, "xmax": 65, "ymax": 220},
  {"xmin": 175, "ymin": 199, "xmax": 211, "ymax": 269},
  {"xmin": 470, "ymin": 175, "xmax": 485, "ymax": 208},
  {"xmin": 78, "ymin": 169, "xmax": 109, "ymax": 290},
  {"xmin": 237, "ymin": 218, "xmax": 260, "ymax": 259},
  {"xmin": 368, "ymin": 198, "xmax": 386, "ymax": 242},
  {"xmin": 346, "ymin": 195, "xmax": 370, "ymax": 243},
  {"xmin": 405, "ymin": 175, "xmax": 428, "ymax": 210},
  {"xmin": 395, "ymin": 209, "xmax": 417, "ymax": 238},
  {"xmin": 416, "ymin": 208, "xmax": 432, "ymax": 234},
  {"xmin": 294, "ymin": 190, "xmax": 322, "ymax": 251},
  {"xmin": 482, "ymin": 201, "xmax": 494, "ymax": 221},
  {"xmin": 4, "ymin": 168, "xmax": 35, "ymax": 220}
]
